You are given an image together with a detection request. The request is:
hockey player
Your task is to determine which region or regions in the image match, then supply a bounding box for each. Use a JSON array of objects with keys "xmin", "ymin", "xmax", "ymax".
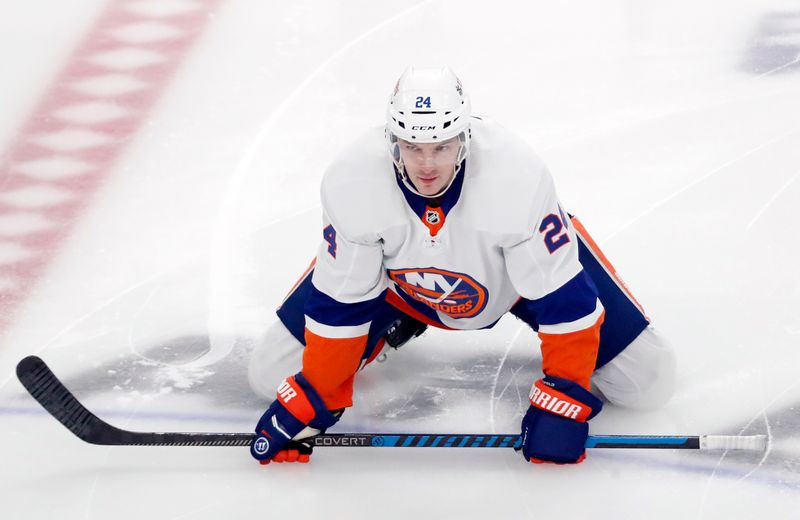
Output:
[{"xmin": 247, "ymin": 67, "xmax": 676, "ymax": 465}]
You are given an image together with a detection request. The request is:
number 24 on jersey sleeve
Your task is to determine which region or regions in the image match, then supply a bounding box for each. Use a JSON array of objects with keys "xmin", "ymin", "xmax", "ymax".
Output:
[{"xmin": 539, "ymin": 208, "xmax": 571, "ymax": 254}]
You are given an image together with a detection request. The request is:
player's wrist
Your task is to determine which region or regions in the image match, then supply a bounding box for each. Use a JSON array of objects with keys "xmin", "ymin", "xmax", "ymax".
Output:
[{"xmin": 293, "ymin": 372, "xmax": 340, "ymax": 431}]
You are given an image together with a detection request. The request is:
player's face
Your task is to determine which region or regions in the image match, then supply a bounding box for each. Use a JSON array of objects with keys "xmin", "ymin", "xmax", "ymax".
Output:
[{"xmin": 398, "ymin": 137, "xmax": 460, "ymax": 196}]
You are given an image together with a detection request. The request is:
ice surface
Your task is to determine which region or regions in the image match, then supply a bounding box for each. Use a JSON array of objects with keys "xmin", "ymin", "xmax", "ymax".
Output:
[{"xmin": 1, "ymin": 1, "xmax": 799, "ymax": 519}]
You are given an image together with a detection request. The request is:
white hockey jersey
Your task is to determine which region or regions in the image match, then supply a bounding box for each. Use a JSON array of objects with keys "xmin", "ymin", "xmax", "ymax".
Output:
[{"xmin": 300, "ymin": 117, "xmax": 604, "ymax": 409}]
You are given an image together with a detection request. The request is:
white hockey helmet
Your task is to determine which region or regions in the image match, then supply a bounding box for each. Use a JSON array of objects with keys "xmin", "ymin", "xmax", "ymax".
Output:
[{"xmin": 386, "ymin": 66, "xmax": 471, "ymax": 196}]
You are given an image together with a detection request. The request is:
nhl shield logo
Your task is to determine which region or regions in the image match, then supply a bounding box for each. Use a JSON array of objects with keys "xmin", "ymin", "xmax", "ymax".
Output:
[
  {"xmin": 422, "ymin": 206, "xmax": 445, "ymax": 237},
  {"xmin": 425, "ymin": 210, "xmax": 440, "ymax": 225},
  {"xmin": 388, "ymin": 267, "xmax": 488, "ymax": 319}
]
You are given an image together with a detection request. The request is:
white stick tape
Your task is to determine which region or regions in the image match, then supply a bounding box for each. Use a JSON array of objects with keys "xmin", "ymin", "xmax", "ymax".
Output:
[{"xmin": 700, "ymin": 435, "xmax": 767, "ymax": 451}]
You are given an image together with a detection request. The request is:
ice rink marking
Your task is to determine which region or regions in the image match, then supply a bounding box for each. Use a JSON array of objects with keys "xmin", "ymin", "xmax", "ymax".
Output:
[
  {"xmin": 604, "ymin": 127, "xmax": 800, "ymax": 243},
  {"xmin": 0, "ymin": 0, "xmax": 222, "ymax": 334},
  {"xmin": 745, "ymin": 171, "xmax": 798, "ymax": 232},
  {"xmin": 488, "ymin": 323, "xmax": 525, "ymax": 434},
  {"xmin": 696, "ymin": 375, "xmax": 800, "ymax": 516}
]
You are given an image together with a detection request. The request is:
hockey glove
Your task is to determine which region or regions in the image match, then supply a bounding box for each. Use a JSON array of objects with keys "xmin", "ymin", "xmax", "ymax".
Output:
[
  {"xmin": 516, "ymin": 376, "xmax": 603, "ymax": 464},
  {"xmin": 250, "ymin": 373, "xmax": 340, "ymax": 464},
  {"xmin": 385, "ymin": 316, "xmax": 427, "ymax": 349}
]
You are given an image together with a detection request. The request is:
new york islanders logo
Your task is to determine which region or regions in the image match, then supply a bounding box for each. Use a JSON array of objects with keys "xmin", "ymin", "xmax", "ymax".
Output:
[{"xmin": 388, "ymin": 268, "xmax": 488, "ymax": 319}]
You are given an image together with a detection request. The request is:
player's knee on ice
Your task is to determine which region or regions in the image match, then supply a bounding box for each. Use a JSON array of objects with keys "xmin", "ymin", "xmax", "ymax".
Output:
[
  {"xmin": 248, "ymin": 320, "xmax": 305, "ymax": 399},
  {"xmin": 591, "ymin": 326, "xmax": 676, "ymax": 410}
]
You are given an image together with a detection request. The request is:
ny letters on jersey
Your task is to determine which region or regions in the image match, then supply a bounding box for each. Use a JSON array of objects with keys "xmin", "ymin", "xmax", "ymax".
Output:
[{"xmin": 388, "ymin": 267, "xmax": 488, "ymax": 319}]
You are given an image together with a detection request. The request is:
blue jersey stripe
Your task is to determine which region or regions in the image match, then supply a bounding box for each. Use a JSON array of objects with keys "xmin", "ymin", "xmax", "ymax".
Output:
[
  {"xmin": 304, "ymin": 284, "xmax": 386, "ymax": 327},
  {"xmin": 511, "ymin": 270, "xmax": 599, "ymax": 328}
]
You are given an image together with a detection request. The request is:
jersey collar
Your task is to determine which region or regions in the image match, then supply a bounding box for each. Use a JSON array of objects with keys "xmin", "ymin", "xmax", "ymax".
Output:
[{"xmin": 394, "ymin": 160, "xmax": 466, "ymax": 219}]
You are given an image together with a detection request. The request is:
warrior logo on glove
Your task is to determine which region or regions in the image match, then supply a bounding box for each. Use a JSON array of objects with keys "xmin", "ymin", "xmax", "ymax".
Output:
[
  {"xmin": 253, "ymin": 436, "xmax": 270, "ymax": 455},
  {"xmin": 529, "ymin": 379, "xmax": 591, "ymax": 421}
]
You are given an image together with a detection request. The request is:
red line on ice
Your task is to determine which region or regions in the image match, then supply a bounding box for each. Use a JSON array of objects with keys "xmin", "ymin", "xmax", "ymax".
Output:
[{"xmin": 0, "ymin": 0, "xmax": 222, "ymax": 334}]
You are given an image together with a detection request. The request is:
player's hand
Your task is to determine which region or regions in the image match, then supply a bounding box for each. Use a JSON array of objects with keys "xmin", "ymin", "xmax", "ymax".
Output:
[
  {"xmin": 250, "ymin": 373, "xmax": 340, "ymax": 464},
  {"xmin": 260, "ymin": 438, "xmax": 314, "ymax": 464},
  {"xmin": 515, "ymin": 376, "xmax": 603, "ymax": 464}
]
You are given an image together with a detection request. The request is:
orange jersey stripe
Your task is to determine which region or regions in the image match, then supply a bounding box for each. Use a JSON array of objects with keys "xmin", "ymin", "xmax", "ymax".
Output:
[
  {"xmin": 538, "ymin": 310, "xmax": 604, "ymax": 389},
  {"xmin": 301, "ymin": 328, "xmax": 366, "ymax": 410},
  {"xmin": 570, "ymin": 217, "xmax": 648, "ymax": 319},
  {"xmin": 385, "ymin": 289, "xmax": 455, "ymax": 330}
]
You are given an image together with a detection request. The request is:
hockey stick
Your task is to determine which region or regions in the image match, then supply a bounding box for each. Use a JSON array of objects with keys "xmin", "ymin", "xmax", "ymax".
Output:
[{"xmin": 16, "ymin": 355, "xmax": 767, "ymax": 451}]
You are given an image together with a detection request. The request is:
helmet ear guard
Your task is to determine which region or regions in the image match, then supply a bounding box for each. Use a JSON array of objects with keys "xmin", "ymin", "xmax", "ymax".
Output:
[{"xmin": 385, "ymin": 66, "xmax": 472, "ymax": 197}]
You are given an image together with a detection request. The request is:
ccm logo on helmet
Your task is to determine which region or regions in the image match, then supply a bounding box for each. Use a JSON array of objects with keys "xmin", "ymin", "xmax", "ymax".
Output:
[
  {"xmin": 411, "ymin": 125, "xmax": 436, "ymax": 131},
  {"xmin": 388, "ymin": 267, "xmax": 488, "ymax": 319}
]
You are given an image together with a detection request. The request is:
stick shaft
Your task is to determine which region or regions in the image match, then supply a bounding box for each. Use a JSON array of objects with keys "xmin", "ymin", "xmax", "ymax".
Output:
[
  {"xmin": 16, "ymin": 355, "xmax": 766, "ymax": 450},
  {"xmin": 315, "ymin": 433, "xmax": 695, "ymax": 449},
  {"xmin": 312, "ymin": 433, "xmax": 765, "ymax": 450}
]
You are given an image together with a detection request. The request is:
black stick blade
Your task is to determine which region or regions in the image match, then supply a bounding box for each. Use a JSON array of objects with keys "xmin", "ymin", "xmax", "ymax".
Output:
[
  {"xmin": 16, "ymin": 355, "xmax": 253, "ymax": 446},
  {"xmin": 16, "ymin": 355, "xmax": 117, "ymax": 444}
]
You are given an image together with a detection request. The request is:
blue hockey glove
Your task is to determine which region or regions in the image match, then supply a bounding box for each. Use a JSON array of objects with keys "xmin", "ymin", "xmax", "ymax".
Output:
[
  {"xmin": 515, "ymin": 376, "xmax": 603, "ymax": 464},
  {"xmin": 250, "ymin": 373, "xmax": 340, "ymax": 464}
]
